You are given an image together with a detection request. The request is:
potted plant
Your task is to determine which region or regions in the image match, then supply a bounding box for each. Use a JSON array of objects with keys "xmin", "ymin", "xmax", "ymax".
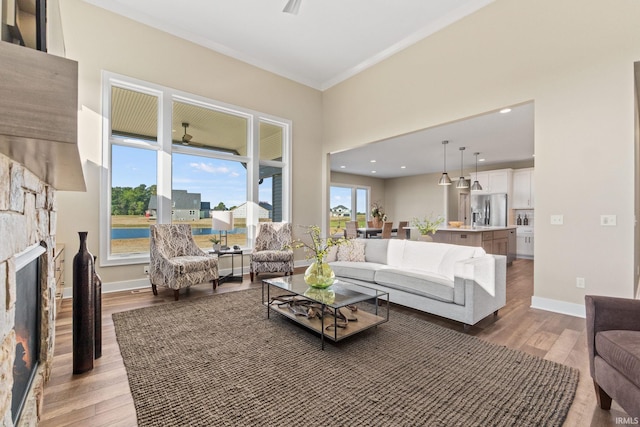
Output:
[
  {"xmin": 370, "ymin": 201, "xmax": 387, "ymax": 228},
  {"xmin": 209, "ymin": 236, "xmax": 221, "ymax": 252},
  {"xmin": 411, "ymin": 214, "xmax": 444, "ymax": 241},
  {"xmin": 292, "ymin": 225, "xmax": 347, "ymax": 288}
]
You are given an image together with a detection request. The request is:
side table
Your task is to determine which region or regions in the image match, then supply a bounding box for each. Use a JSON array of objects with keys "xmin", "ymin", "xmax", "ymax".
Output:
[{"xmin": 209, "ymin": 249, "xmax": 244, "ymax": 284}]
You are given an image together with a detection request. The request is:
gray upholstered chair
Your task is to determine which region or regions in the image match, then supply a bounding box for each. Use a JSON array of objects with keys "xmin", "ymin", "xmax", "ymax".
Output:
[
  {"xmin": 250, "ymin": 222, "xmax": 294, "ymax": 282},
  {"xmin": 149, "ymin": 224, "xmax": 219, "ymax": 301},
  {"xmin": 585, "ymin": 295, "xmax": 640, "ymax": 419}
]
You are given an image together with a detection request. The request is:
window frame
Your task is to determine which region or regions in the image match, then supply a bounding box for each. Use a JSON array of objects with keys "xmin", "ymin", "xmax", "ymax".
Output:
[
  {"xmin": 329, "ymin": 184, "xmax": 371, "ymax": 225},
  {"xmin": 100, "ymin": 71, "xmax": 291, "ymax": 266}
]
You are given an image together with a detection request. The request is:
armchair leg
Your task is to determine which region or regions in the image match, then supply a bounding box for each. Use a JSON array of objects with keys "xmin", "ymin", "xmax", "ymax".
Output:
[
  {"xmin": 494, "ymin": 310, "xmax": 499, "ymax": 317},
  {"xmin": 250, "ymin": 272, "xmax": 255, "ymax": 282},
  {"xmin": 151, "ymin": 284, "xmax": 158, "ymax": 296},
  {"xmin": 173, "ymin": 290, "xmax": 180, "ymax": 301},
  {"xmin": 212, "ymin": 279, "xmax": 218, "ymax": 290},
  {"xmin": 593, "ymin": 380, "xmax": 612, "ymax": 410}
]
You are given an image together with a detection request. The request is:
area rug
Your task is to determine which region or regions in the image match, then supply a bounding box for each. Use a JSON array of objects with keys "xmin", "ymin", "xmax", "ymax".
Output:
[{"xmin": 113, "ymin": 288, "xmax": 579, "ymax": 427}]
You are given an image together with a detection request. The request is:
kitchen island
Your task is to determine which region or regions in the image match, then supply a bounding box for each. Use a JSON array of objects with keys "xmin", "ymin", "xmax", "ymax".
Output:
[{"xmin": 431, "ymin": 226, "xmax": 517, "ymax": 265}]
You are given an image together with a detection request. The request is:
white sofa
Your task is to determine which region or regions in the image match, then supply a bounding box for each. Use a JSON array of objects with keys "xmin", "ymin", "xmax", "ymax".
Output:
[{"xmin": 327, "ymin": 238, "xmax": 506, "ymax": 330}]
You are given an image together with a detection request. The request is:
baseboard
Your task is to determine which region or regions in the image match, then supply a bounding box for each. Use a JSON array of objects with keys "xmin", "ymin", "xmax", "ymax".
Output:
[
  {"xmin": 62, "ymin": 262, "xmax": 314, "ymax": 299},
  {"xmin": 62, "ymin": 278, "xmax": 150, "ymax": 298},
  {"xmin": 530, "ymin": 296, "xmax": 586, "ymax": 318}
]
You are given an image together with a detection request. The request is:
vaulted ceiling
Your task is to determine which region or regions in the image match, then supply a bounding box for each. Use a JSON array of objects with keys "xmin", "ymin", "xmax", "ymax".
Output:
[
  {"xmin": 84, "ymin": 0, "xmax": 494, "ymax": 90},
  {"xmin": 88, "ymin": 0, "xmax": 534, "ymax": 178}
]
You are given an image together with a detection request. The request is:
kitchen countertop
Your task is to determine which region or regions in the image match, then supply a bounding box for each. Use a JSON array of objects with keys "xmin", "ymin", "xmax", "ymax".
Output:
[{"xmin": 436, "ymin": 225, "xmax": 517, "ymax": 232}]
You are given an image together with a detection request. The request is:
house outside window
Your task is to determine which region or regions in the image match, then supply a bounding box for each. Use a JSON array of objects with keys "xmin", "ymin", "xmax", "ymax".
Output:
[
  {"xmin": 329, "ymin": 185, "xmax": 369, "ymax": 230},
  {"xmin": 101, "ymin": 72, "xmax": 291, "ymax": 266}
]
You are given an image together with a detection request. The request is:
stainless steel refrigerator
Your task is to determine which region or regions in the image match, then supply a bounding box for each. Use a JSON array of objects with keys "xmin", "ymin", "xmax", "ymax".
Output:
[{"xmin": 471, "ymin": 193, "xmax": 508, "ymax": 227}]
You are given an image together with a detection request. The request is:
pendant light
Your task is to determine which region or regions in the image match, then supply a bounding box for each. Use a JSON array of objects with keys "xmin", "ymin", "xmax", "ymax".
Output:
[
  {"xmin": 438, "ymin": 140, "xmax": 452, "ymax": 185},
  {"xmin": 471, "ymin": 152, "xmax": 483, "ymax": 191},
  {"xmin": 456, "ymin": 147, "xmax": 469, "ymax": 189}
]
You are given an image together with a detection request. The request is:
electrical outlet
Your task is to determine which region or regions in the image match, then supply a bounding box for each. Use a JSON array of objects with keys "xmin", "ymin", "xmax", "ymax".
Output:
[
  {"xmin": 550, "ymin": 215, "xmax": 564, "ymax": 225},
  {"xmin": 143, "ymin": 266, "xmax": 149, "ymax": 275},
  {"xmin": 600, "ymin": 215, "xmax": 616, "ymax": 226},
  {"xmin": 576, "ymin": 277, "xmax": 585, "ymax": 289}
]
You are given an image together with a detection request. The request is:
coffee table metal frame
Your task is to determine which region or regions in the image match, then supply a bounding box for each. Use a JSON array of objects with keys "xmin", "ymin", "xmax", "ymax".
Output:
[{"xmin": 262, "ymin": 275, "xmax": 389, "ymax": 350}]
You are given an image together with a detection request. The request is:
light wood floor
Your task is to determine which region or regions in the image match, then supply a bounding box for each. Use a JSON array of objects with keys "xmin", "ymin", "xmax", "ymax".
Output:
[{"xmin": 40, "ymin": 260, "xmax": 630, "ymax": 426}]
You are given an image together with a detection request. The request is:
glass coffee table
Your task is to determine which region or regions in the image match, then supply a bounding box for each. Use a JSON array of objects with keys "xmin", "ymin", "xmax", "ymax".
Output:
[{"xmin": 262, "ymin": 275, "xmax": 389, "ymax": 350}]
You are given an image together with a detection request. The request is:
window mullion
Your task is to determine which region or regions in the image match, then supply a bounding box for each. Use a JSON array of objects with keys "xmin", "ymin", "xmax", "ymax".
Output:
[{"xmin": 157, "ymin": 93, "xmax": 173, "ymax": 224}]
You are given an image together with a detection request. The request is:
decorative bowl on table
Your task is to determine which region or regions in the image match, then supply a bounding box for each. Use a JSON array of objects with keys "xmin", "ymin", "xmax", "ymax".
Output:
[{"xmin": 448, "ymin": 221, "xmax": 463, "ymax": 228}]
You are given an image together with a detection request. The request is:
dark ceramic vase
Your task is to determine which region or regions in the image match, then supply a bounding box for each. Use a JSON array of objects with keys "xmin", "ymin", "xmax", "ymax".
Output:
[
  {"xmin": 93, "ymin": 255, "xmax": 102, "ymax": 359},
  {"xmin": 73, "ymin": 231, "xmax": 94, "ymax": 374}
]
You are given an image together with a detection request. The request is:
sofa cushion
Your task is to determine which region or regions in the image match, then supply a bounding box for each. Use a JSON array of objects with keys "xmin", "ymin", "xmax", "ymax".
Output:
[
  {"xmin": 596, "ymin": 330, "xmax": 640, "ymax": 387},
  {"xmin": 337, "ymin": 240, "xmax": 366, "ymax": 262},
  {"xmin": 330, "ymin": 261, "xmax": 387, "ymax": 282},
  {"xmin": 439, "ymin": 245, "xmax": 486, "ymax": 280},
  {"xmin": 325, "ymin": 245, "xmax": 338, "ymax": 262},
  {"xmin": 171, "ymin": 255, "xmax": 217, "ymax": 274},
  {"xmin": 362, "ymin": 238, "xmax": 389, "ymax": 264},
  {"xmin": 250, "ymin": 250, "xmax": 293, "ymax": 262},
  {"xmin": 400, "ymin": 240, "xmax": 447, "ymax": 273},
  {"xmin": 387, "ymin": 239, "xmax": 406, "ymax": 267},
  {"xmin": 374, "ymin": 268, "xmax": 455, "ymax": 303}
]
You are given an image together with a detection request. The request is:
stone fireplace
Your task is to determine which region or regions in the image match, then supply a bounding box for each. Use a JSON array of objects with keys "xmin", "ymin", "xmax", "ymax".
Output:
[{"xmin": 0, "ymin": 153, "xmax": 58, "ymax": 426}]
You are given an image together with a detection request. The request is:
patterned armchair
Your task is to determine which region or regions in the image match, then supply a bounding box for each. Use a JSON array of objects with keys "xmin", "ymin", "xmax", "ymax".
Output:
[
  {"xmin": 250, "ymin": 222, "xmax": 294, "ymax": 282},
  {"xmin": 149, "ymin": 224, "xmax": 219, "ymax": 301}
]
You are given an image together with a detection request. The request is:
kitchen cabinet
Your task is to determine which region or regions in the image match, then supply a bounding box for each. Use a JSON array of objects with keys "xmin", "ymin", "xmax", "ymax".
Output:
[
  {"xmin": 486, "ymin": 230, "xmax": 509, "ymax": 258},
  {"xmin": 512, "ymin": 168, "xmax": 535, "ymax": 208},
  {"xmin": 507, "ymin": 228, "xmax": 516, "ymax": 264},
  {"xmin": 471, "ymin": 169, "xmax": 512, "ymax": 195},
  {"xmin": 451, "ymin": 232, "xmax": 482, "ymax": 247},
  {"xmin": 516, "ymin": 229, "xmax": 534, "ymax": 258},
  {"xmin": 433, "ymin": 227, "xmax": 516, "ymax": 265}
]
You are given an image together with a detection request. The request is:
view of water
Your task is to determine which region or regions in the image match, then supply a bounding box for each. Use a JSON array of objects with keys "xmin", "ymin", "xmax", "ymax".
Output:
[{"xmin": 111, "ymin": 227, "xmax": 247, "ymax": 239}]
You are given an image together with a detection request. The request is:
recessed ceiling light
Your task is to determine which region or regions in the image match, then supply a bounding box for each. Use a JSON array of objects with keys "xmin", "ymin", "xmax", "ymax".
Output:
[
  {"xmin": 370, "ymin": 160, "xmax": 376, "ymax": 163},
  {"xmin": 479, "ymin": 158, "xmax": 486, "ymax": 162},
  {"xmin": 500, "ymin": 108, "xmax": 512, "ymax": 114},
  {"xmin": 400, "ymin": 166, "xmax": 406, "ymax": 169},
  {"xmin": 340, "ymin": 165, "xmax": 346, "ymax": 168},
  {"xmin": 371, "ymin": 171, "xmax": 377, "ymax": 174}
]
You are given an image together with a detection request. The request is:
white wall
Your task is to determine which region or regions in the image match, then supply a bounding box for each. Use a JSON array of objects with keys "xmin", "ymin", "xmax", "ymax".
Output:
[
  {"xmin": 55, "ymin": 0, "xmax": 323, "ymax": 286},
  {"xmin": 322, "ymin": 0, "xmax": 640, "ymax": 310}
]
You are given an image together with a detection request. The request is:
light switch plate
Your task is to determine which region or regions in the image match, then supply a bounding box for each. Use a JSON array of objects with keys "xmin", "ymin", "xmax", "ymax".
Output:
[
  {"xmin": 600, "ymin": 215, "xmax": 616, "ymax": 226},
  {"xmin": 550, "ymin": 214, "xmax": 564, "ymax": 225}
]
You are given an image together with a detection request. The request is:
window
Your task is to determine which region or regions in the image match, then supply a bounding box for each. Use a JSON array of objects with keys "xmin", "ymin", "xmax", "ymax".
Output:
[
  {"xmin": 101, "ymin": 73, "xmax": 291, "ymax": 265},
  {"xmin": 258, "ymin": 120, "xmax": 287, "ymax": 222},
  {"xmin": 329, "ymin": 185, "xmax": 370, "ymax": 231},
  {"xmin": 110, "ymin": 145, "xmax": 157, "ymax": 255}
]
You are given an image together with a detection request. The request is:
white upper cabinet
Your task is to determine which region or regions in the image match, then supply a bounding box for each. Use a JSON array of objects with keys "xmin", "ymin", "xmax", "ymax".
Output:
[
  {"xmin": 512, "ymin": 168, "xmax": 535, "ymax": 208},
  {"xmin": 471, "ymin": 169, "xmax": 512, "ymax": 194}
]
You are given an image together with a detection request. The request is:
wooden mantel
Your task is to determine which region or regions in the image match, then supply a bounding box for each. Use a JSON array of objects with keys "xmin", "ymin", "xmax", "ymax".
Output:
[{"xmin": 0, "ymin": 40, "xmax": 85, "ymax": 191}]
